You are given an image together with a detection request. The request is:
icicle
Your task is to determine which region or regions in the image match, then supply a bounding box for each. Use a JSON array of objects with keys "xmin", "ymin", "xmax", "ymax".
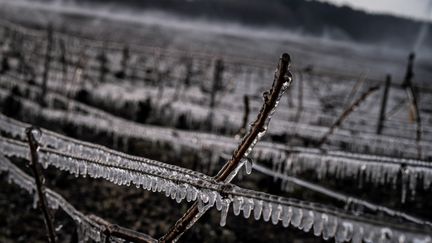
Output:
[
  {"xmin": 32, "ymin": 192, "xmax": 39, "ymax": 209},
  {"xmin": 271, "ymin": 204, "xmax": 282, "ymax": 225},
  {"xmin": 409, "ymin": 171, "xmax": 417, "ymax": 200},
  {"xmin": 351, "ymin": 223, "xmax": 364, "ymax": 243},
  {"xmin": 244, "ymin": 158, "xmax": 253, "ymax": 175},
  {"xmin": 262, "ymin": 202, "xmax": 273, "ymax": 222},
  {"xmin": 242, "ymin": 198, "xmax": 253, "ymax": 219},
  {"xmin": 232, "ymin": 196, "xmax": 243, "ymax": 216},
  {"xmin": 401, "ymin": 167, "xmax": 410, "ymax": 203},
  {"xmin": 219, "ymin": 199, "xmax": 231, "ymax": 227},
  {"xmin": 300, "ymin": 210, "xmax": 314, "ymax": 233},
  {"xmin": 224, "ymin": 159, "xmax": 246, "ymax": 183},
  {"xmin": 291, "ymin": 207, "xmax": 303, "ymax": 228},
  {"xmin": 281, "ymin": 206, "xmax": 293, "ymax": 228},
  {"xmin": 379, "ymin": 228, "xmax": 393, "ymax": 242},
  {"xmin": 313, "ymin": 212, "xmax": 324, "ymax": 236},
  {"xmin": 197, "ymin": 198, "xmax": 205, "ymax": 213},
  {"xmin": 323, "ymin": 215, "xmax": 338, "ymax": 240},
  {"xmin": 175, "ymin": 187, "xmax": 184, "ymax": 203},
  {"xmin": 253, "ymin": 199, "xmax": 263, "ymax": 220},
  {"xmin": 335, "ymin": 222, "xmax": 353, "ymax": 242},
  {"xmin": 216, "ymin": 194, "xmax": 223, "ymax": 211}
]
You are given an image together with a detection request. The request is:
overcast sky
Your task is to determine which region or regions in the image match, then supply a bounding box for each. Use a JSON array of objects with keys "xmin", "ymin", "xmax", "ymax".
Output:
[{"xmin": 319, "ymin": 0, "xmax": 432, "ymax": 21}]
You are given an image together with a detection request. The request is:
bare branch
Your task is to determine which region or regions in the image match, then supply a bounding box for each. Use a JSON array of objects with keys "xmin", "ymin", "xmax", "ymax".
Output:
[
  {"xmin": 87, "ymin": 215, "xmax": 157, "ymax": 243},
  {"xmin": 26, "ymin": 126, "xmax": 57, "ymax": 243},
  {"xmin": 405, "ymin": 84, "xmax": 422, "ymax": 158},
  {"xmin": 317, "ymin": 85, "xmax": 380, "ymax": 147}
]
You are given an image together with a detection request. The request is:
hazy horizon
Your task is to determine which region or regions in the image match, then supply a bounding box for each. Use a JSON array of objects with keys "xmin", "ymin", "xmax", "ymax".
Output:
[{"xmin": 318, "ymin": 0, "xmax": 432, "ymax": 21}]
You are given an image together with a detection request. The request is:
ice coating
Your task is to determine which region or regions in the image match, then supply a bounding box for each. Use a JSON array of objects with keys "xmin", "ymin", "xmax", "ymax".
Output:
[
  {"xmin": 1, "ymin": 106, "xmax": 432, "ymax": 200},
  {"xmin": 0, "ymin": 154, "xmax": 156, "ymax": 243},
  {"xmin": 0, "ymin": 114, "xmax": 432, "ymax": 242}
]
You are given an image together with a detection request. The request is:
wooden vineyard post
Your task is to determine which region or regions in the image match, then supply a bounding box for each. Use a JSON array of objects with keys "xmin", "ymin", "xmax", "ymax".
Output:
[
  {"xmin": 26, "ymin": 127, "xmax": 57, "ymax": 243},
  {"xmin": 206, "ymin": 58, "xmax": 224, "ymax": 131},
  {"xmin": 160, "ymin": 53, "xmax": 293, "ymax": 242},
  {"xmin": 41, "ymin": 24, "xmax": 53, "ymax": 106},
  {"xmin": 402, "ymin": 52, "xmax": 415, "ymax": 88},
  {"xmin": 59, "ymin": 38, "xmax": 68, "ymax": 84},
  {"xmin": 376, "ymin": 75, "xmax": 391, "ymax": 135},
  {"xmin": 209, "ymin": 58, "xmax": 224, "ymax": 110},
  {"xmin": 0, "ymin": 27, "xmax": 11, "ymax": 74},
  {"xmin": 98, "ymin": 48, "xmax": 108, "ymax": 83},
  {"xmin": 236, "ymin": 95, "xmax": 250, "ymax": 138},
  {"xmin": 115, "ymin": 45, "xmax": 130, "ymax": 79}
]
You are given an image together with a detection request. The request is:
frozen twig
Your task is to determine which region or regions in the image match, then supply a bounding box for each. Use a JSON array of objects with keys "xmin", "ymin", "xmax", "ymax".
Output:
[
  {"xmin": 160, "ymin": 53, "xmax": 293, "ymax": 242},
  {"xmin": 342, "ymin": 72, "xmax": 367, "ymax": 111},
  {"xmin": 401, "ymin": 53, "xmax": 422, "ymax": 158},
  {"xmin": 317, "ymin": 85, "xmax": 380, "ymax": 147},
  {"xmin": 405, "ymin": 84, "xmax": 422, "ymax": 158},
  {"xmin": 59, "ymin": 38, "xmax": 68, "ymax": 84},
  {"xmin": 87, "ymin": 215, "xmax": 157, "ymax": 243},
  {"xmin": 26, "ymin": 126, "xmax": 57, "ymax": 243},
  {"xmin": 235, "ymin": 95, "xmax": 250, "ymax": 138},
  {"xmin": 252, "ymin": 163, "xmax": 429, "ymax": 225}
]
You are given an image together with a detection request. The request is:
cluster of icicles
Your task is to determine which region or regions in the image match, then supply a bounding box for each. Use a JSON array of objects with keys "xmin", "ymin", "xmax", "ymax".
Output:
[
  {"xmin": 255, "ymin": 145, "xmax": 432, "ymax": 203},
  {"xmin": 1, "ymin": 89, "xmax": 432, "ymax": 204},
  {"xmin": 2, "ymin": 75, "xmax": 432, "ymax": 161},
  {"xmin": 8, "ymin": 101, "xmax": 432, "ymax": 205},
  {"xmin": 0, "ymin": 116, "xmax": 431, "ymax": 242},
  {"xmin": 1, "ymin": 90, "xmax": 432, "ymax": 203},
  {"xmin": 0, "ymin": 155, "xmax": 136, "ymax": 243},
  {"xmin": 0, "ymin": 78, "xmax": 430, "ymax": 188}
]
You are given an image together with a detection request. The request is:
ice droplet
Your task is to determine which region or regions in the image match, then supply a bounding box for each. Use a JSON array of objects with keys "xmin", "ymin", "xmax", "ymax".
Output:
[{"xmin": 244, "ymin": 158, "xmax": 253, "ymax": 175}]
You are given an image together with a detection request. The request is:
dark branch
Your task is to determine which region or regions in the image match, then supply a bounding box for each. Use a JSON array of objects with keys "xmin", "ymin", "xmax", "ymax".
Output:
[
  {"xmin": 160, "ymin": 53, "xmax": 293, "ymax": 242},
  {"xmin": 87, "ymin": 215, "xmax": 157, "ymax": 243},
  {"xmin": 376, "ymin": 75, "xmax": 391, "ymax": 135},
  {"xmin": 26, "ymin": 126, "xmax": 57, "ymax": 243},
  {"xmin": 317, "ymin": 85, "xmax": 380, "ymax": 147}
]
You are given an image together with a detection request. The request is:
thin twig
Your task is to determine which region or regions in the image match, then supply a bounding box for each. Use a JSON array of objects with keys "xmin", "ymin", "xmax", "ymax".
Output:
[
  {"xmin": 384, "ymin": 99, "xmax": 407, "ymax": 120},
  {"xmin": 342, "ymin": 72, "xmax": 367, "ymax": 111},
  {"xmin": 26, "ymin": 126, "xmax": 57, "ymax": 243},
  {"xmin": 87, "ymin": 215, "xmax": 157, "ymax": 243},
  {"xmin": 59, "ymin": 38, "xmax": 68, "ymax": 84},
  {"xmin": 159, "ymin": 53, "xmax": 292, "ymax": 242},
  {"xmin": 405, "ymin": 84, "xmax": 422, "ymax": 158},
  {"xmin": 402, "ymin": 52, "xmax": 422, "ymax": 158},
  {"xmin": 317, "ymin": 85, "xmax": 380, "ymax": 147}
]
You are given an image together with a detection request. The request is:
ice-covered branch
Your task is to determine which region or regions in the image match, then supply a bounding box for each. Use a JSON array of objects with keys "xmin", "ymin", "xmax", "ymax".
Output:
[
  {"xmin": 160, "ymin": 53, "xmax": 293, "ymax": 242},
  {"xmin": 26, "ymin": 127, "xmax": 57, "ymax": 243},
  {"xmin": 317, "ymin": 85, "xmax": 380, "ymax": 147},
  {"xmin": 0, "ymin": 154, "xmax": 157, "ymax": 243},
  {"xmin": 1, "ymin": 109, "xmax": 432, "ymax": 200},
  {"xmin": 1, "ymin": 138, "xmax": 431, "ymax": 243}
]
